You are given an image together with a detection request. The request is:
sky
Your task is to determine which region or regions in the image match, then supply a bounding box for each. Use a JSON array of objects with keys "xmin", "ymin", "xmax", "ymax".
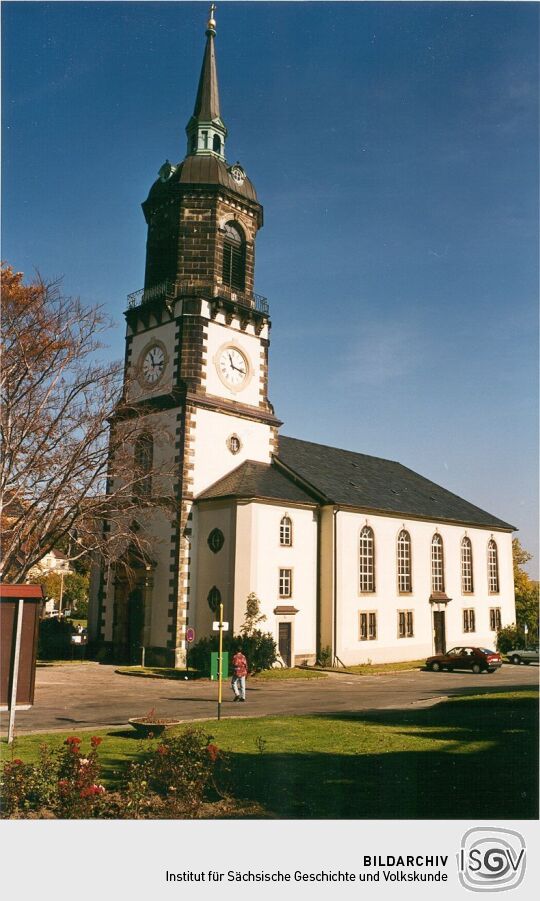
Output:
[{"xmin": 2, "ymin": 1, "xmax": 538, "ymax": 574}]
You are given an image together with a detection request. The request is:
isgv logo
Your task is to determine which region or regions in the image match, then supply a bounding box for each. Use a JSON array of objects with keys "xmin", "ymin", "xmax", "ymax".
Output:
[{"xmin": 458, "ymin": 828, "xmax": 526, "ymax": 892}]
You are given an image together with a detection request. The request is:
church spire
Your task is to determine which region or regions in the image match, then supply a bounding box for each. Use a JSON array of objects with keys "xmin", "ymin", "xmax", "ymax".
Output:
[{"xmin": 185, "ymin": 5, "xmax": 228, "ymax": 161}]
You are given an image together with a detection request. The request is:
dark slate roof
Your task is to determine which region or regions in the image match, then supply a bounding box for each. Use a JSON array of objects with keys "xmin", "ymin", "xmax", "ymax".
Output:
[
  {"xmin": 196, "ymin": 460, "xmax": 318, "ymax": 505},
  {"xmin": 276, "ymin": 436, "xmax": 515, "ymax": 530}
]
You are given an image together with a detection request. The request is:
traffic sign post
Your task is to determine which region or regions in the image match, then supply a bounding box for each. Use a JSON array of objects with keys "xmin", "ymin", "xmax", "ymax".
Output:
[
  {"xmin": 185, "ymin": 626, "xmax": 195, "ymax": 674},
  {"xmin": 212, "ymin": 606, "xmax": 229, "ymax": 720}
]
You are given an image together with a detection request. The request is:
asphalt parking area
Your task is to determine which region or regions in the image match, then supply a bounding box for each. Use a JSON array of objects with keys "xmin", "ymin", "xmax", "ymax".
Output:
[{"xmin": 2, "ymin": 662, "xmax": 537, "ymax": 734}]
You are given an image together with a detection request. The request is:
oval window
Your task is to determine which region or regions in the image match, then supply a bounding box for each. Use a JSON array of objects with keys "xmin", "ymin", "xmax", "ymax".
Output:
[{"xmin": 208, "ymin": 529, "xmax": 225, "ymax": 554}]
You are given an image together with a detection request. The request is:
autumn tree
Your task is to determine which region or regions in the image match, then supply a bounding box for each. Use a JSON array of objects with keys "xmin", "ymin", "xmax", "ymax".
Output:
[
  {"xmin": 0, "ymin": 264, "xmax": 174, "ymax": 583},
  {"xmin": 512, "ymin": 539, "xmax": 539, "ymax": 639}
]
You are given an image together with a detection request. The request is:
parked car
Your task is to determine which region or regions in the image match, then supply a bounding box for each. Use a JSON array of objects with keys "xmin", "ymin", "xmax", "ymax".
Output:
[
  {"xmin": 426, "ymin": 646, "xmax": 502, "ymax": 674},
  {"xmin": 506, "ymin": 647, "xmax": 539, "ymax": 665}
]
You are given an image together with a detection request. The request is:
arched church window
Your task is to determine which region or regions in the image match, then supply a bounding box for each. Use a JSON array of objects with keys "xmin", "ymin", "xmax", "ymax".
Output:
[
  {"xmin": 207, "ymin": 586, "xmax": 221, "ymax": 613},
  {"xmin": 280, "ymin": 515, "xmax": 292, "ymax": 547},
  {"xmin": 431, "ymin": 534, "xmax": 445, "ymax": 593},
  {"xmin": 208, "ymin": 529, "xmax": 225, "ymax": 554},
  {"xmin": 213, "ymin": 134, "xmax": 222, "ymax": 154},
  {"xmin": 359, "ymin": 526, "xmax": 375, "ymax": 592},
  {"xmin": 134, "ymin": 432, "xmax": 153, "ymax": 498},
  {"xmin": 488, "ymin": 539, "xmax": 499, "ymax": 593},
  {"xmin": 222, "ymin": 221, "xmax": 245, "ymax": 292},
  {"xmin": 397, "ymin": 529, "xmax": 412, "ymax": 593},
  {"xmin": 461, "ymin": 537, "xmax": 474, "ymax": 594}
]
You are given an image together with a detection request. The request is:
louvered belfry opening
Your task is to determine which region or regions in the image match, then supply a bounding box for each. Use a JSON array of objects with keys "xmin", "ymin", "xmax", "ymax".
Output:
[{"xmin": 222, "ymin": 221, "xmax": 245, "ymax": 291}]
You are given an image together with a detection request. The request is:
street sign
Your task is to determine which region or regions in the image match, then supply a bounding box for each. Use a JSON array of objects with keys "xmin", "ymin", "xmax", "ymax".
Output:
[
  {"xmin": 186, "ymin": 627, "xmax": 195, "ymax": 643},
  {"xmin": 213, "ymin": 621, "xmax": 229, "ymax": 630}
]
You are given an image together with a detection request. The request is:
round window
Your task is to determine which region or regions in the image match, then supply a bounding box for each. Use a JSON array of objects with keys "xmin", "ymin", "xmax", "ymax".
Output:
[
  {"xmin": 208, "ymin": 528, "xmax": 225, "ymax": 553},
  {"xmin": 227, "ymin": 434, "xmax": 242, "ymax": 454}
]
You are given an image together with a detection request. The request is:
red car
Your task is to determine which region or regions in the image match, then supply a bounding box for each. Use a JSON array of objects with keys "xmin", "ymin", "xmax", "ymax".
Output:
[{"xmin": 426, "ymin": 646, "xmax": 502, "ymax": 674}]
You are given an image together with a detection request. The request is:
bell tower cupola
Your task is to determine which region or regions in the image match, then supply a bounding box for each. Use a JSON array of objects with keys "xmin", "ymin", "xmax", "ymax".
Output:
[{"xmin": 185, "ymin": 5, "xmax": 227, "ymax": 161}]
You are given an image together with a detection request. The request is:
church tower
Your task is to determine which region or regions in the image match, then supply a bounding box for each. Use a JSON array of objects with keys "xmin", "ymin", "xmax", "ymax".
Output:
[{"xmin": 97, "ymin": 9, "xmax": 280, "ymax": 667}]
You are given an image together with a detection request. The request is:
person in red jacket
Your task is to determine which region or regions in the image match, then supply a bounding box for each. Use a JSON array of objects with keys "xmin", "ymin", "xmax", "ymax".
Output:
[{"xmin": 231, "ymin": 650, "xmax": 248, "ymax": 702}]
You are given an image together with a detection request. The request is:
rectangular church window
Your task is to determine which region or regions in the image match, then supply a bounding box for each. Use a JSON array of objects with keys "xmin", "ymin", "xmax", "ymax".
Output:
[
  {"xmin": 359, "ymin": 611, "xmax": 377, "ymax": 641},
  {"xmin": 279, "ymin": 568, "xmax": 292, "ymax": 598},
  {"xmin": 463, "ymin": 608, "xmax": 476, "ymax": 633},
  {"xmin": 398, "ymin": 610, "xmax": 414, "ymax": 638}
]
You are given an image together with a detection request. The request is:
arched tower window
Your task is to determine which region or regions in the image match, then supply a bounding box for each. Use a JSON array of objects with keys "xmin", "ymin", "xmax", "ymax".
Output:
[
  {"xmin": 213, "ymin": 134, "xmax": 222, "ymax": 154},
  {"xmin": 431, "ymin": 534, "xmax": 445, "ymax": 593},
  {"xmin": 461, "ymin": 537, "xmax": 474, "ymax": 594},
  {"xmin": 280, "ymin": 515, "xmax": 292, "ymax": 547},
  {"xmin": 488, "ymin": 539, "xmax": 499, "ymax": 593},
  {"xmin": 359, "ymin": 526, "xmax": 375, "ymax": 592},
  {"xmin": 397, "ymin": 529, "xmax": 412, "ymax": 593},
  {"xmin": 222, "ymin": 221, "xmax": 245, "ymax": 292},
  {"xmin": 134, "ymin": 432, "xmax": 153, "ymax": 498}
]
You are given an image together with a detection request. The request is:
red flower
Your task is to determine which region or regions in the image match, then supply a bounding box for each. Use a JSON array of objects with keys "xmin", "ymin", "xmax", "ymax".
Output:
[
  {"xmin": 156, "ymin": 744, "xmax": 168, "ymax": 756},
  {"xmin": 90, "ymin": 736, "xmax": 102, "ymax": 748},
  {"xmin": 206, "ymin": 743, "xmax": 219, "ymax": 762},
  {"xmin": 80, "ymin": 784, "xmax": 105, "ymax": 798},
  {"xmin": 65, "ymin": 736, "xmax": 81, "ymax": 746},
  {"xmin": 12, "ymin": 758, "xmax": 23, "ymax": 766}
]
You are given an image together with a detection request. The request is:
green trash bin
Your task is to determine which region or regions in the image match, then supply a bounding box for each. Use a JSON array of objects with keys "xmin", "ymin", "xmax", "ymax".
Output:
[{"xmin": 210, "ymin": 651, "xmax": 229, "ymax": 681}]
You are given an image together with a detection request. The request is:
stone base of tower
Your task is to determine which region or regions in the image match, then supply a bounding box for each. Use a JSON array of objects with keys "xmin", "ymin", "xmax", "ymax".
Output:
[{"xmin": 173, "ymin": 647, "xmax": 187, "ymax": 669}]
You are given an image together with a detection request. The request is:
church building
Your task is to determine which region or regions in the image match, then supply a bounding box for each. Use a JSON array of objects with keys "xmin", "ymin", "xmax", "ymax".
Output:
[{"xmin": 89, "ymin": 11, "xmax": 515, "ymax": 668}]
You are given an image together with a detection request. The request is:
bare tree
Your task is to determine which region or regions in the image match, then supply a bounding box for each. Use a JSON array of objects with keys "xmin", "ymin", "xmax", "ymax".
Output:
[{"xmin": 1, "ymin": 264, "xmax": 174, "ymax": 582}]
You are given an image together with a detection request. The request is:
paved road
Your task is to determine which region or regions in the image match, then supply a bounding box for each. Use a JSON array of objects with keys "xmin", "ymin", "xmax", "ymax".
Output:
[{"xmin": 2, "ymin": 662, "xmax": 537, "ymax": 734}]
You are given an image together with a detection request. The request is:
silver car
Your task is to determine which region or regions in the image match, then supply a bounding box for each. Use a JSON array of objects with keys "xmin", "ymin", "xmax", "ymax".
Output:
[{"xmin": 506, "ymin": 647, "xmax": 539, "ymax": 665}]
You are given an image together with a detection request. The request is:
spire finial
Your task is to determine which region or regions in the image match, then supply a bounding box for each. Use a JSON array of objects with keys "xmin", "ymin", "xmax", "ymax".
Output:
[{"xmin": 207, "ymin": 3, "xmax": 216, "ymax": 35}]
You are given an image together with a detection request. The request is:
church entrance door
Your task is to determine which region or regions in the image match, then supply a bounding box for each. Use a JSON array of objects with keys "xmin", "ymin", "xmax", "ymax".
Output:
[
  {"xmin": 433, "ymin": 610, "xmax": 446, "ymax": 655},
  {"xmin": 278, "ymin": 622, "xmax": 292, "ymax": 667},
  {"xmin": 113, "ymin": 583, "xmax": 145, "ymax": 664}
]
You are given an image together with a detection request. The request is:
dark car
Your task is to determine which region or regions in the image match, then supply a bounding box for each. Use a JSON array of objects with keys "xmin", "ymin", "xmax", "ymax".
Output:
[{"xmin": 426, "ymin": 646, "xmax": 502, "ymax": 674}]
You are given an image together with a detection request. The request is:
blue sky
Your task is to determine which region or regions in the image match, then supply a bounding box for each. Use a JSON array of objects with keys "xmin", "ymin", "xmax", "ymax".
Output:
[{"xmin": 3, "ymin": 1, "xmax": 538, "ymax": 574}]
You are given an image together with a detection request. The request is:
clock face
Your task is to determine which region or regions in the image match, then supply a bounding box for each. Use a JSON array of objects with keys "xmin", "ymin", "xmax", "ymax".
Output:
[
  {"xmin": 218, "ymin": 346, "xmax": 248, "ymax": 388},
  {"xmin": 141, "ymin": 344, "xmax": 166, "ymax": 384},
  {"xmin": 230, "ymin": 165, "xmax": 245, "ymax": 186}
]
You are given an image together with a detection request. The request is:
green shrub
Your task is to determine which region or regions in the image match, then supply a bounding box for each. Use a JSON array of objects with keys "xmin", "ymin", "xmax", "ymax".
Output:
[
  {"xmin": 124, "ymin": 728, "xmax": 226, "ymax": 818},
  {"xmin": 233, "ymin": 631, "xmax": 278, "ymax": 673},
  {"xmin": 496, "ymin": 624, "xmax": 526, "ymax": 654},
  {"xmin": 188, "ymin": 631, "xmax": 277, "ymax": 675},
  {"xmin": 1, "ymin": 736, "xmax": 107, "ymax": 818},
  {"xmin": 38, "ymin": 617, "xmax": 75, "ymax": 659},
  {"xmin": 0, "ymin": 746, "xmax": 57, "ymax": 816}
]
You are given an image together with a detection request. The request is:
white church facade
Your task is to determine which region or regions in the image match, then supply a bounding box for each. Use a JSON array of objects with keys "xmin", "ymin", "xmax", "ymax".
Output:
[{"xmin": 89, "ymin": 12, "xmax": 515, "ymax": 668}]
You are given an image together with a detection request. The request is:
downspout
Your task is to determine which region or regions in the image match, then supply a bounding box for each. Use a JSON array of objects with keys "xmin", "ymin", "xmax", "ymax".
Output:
[
  {"xmin": 333, "ymin": 506, "xmax": 339, "ymax": 666},
  {"xmin": 315, "ymin": 507, "xmax": 321, "ymax": 663}
]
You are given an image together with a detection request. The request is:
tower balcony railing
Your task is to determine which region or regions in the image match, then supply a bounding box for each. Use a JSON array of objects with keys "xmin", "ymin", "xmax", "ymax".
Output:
[
  {"xmin": 126, "ymin": 280, "xmax": 174, "ymax": 309},
  {"xmin": 126, "ymin": 279, "xmax": 269, "ymax": 315}
]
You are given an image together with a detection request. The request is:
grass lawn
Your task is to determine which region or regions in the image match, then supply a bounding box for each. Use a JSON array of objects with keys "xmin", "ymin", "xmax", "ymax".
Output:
[
  {"xmin": 317, "ymin": 660, "xmax": 426, "ymax": 675},
  {"xmin": 115, "ymin": 666, "xmax": 327, "ymax": 681},
  {"xmin": 37, "ymin": 659, "xmax": 92, "ymax": 667},
  {"xmin": 2, "ymin": 689, "xmax": 537, "ymax": 819}
]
